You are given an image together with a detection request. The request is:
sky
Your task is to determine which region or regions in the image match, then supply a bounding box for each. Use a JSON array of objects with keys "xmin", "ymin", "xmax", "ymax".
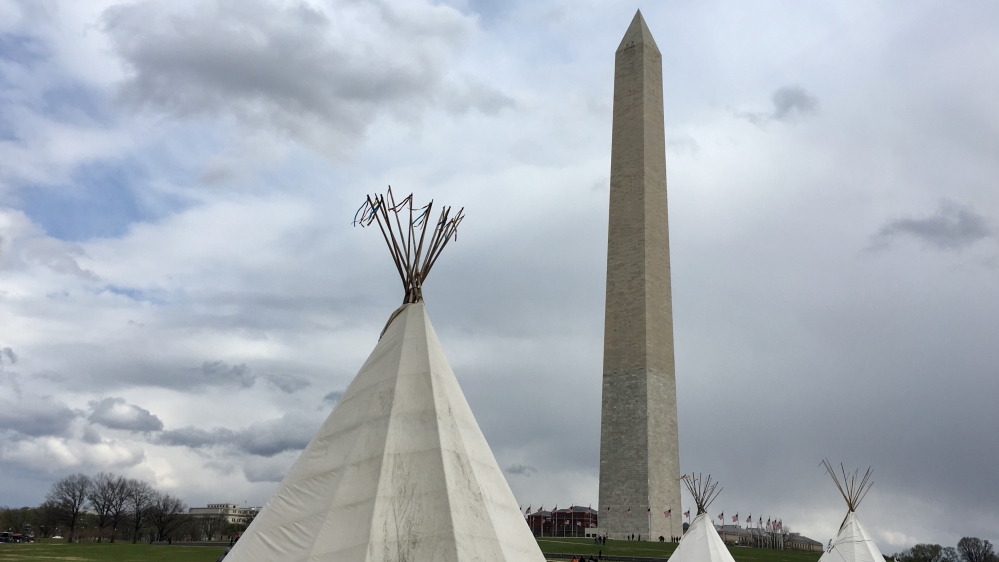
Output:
[{"xmin": 1, "ymin": 0, "xmax": 998, "ymax": 551}]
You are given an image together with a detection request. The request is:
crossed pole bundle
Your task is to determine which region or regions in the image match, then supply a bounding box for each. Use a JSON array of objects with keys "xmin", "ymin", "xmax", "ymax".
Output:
[
  {"xmin": 682, "ymin": 473, "xmax": 722, "ymax": 516},
  {"xmin": 354, "ymin": 187, "xmax": 465, "ymax": 305},
  {"xmin": 820, "ymin": 458, "xmax": 873, "ymax": 530}
]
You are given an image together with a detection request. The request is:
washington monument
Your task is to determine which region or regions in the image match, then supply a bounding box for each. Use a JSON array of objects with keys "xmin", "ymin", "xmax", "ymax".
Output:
[{"xmin": 598, "ymin": 10, "xmax": 683, "ymax": 540}]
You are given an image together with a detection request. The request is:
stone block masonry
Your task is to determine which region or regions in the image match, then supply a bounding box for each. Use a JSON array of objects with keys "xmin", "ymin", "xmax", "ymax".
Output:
[{"xmin": 598, "ymin": 9, "xmax": 683, "ymax": 541}]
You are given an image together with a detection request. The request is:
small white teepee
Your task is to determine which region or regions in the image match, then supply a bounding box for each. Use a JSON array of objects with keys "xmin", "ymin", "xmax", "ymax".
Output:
[
  {"xmin": 817, "ymin": 460, "xmax": 884, "ymax": 562},
  {"xmin": 227, "ymin": 191, "xmax": 545, "ymax": 562},
  {"xmin": 667, "ymin": 475, "xmax": 736, "ymax": 562}
]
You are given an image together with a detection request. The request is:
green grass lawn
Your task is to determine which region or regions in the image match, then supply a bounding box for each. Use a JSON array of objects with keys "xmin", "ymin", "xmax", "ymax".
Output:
[
  {"xmin": 0, "ymin": 538, "xmax": 821, "ymax": 562},
  {"xmin": 537, "ymin": 537, "xmax": 822, "ymax": 562},
  {"xmin": 0, "ymin": 541, "xmax": 227, "ymax": 562},
  {"xmin": 539, "ymin": 536, "xmax": 678, "ymax": 558}
]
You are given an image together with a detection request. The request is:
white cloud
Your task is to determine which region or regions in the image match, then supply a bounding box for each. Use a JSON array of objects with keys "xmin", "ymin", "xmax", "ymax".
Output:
[
  {"xmin": 88, "ymin": 396, "xmax": 164, "ymax": 432},
  {"xmin": 0, "ymin": 435, "xmax": 145, "ymax": 473}
]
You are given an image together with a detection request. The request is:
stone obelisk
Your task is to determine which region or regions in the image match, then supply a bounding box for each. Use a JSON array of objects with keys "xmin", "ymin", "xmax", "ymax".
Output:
[{"xmin": 598, "ymin": 10, "xmax": 682, "ymax": 541}]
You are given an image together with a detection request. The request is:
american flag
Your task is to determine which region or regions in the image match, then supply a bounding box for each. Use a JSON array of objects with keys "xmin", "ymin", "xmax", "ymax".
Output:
[
  {"xmin": 605, "ymin": 507, "xmax": 610, "ymax": 515},
  {"xmin": 717, "ymin": 512, "xmax": 724, "ymax": 521},
  {"xmin": 646, "ymin": 508, "xmax": 651, "ymax": 515},
  {"xmin": 684, "ymin": 510, "xmax": 690, "ymax": 518},
  {"xmin": 732, "ymin": 513, "xmax": 739, "ymax": 523},
  {"xmin": 664, "ymin": 509, "xmax": 671, "ymax": 518},
  {"xmin": 626, "ymin": 508, "xmax": 631, "ymax": 516},
  {"xmin": 746, "ymin": 514, "xmax": 751, "ymax": 524}
]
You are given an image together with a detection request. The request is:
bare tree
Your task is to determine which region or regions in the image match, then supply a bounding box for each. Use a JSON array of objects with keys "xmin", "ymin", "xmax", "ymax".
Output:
[
  {"xmin": 148, "ymin": 492, "xmax": 187, "ymax": 542},
  {"xmin": 1, "ymin": 507, "xmax": 25, "ymax": 533},
  {"xmin": 936, "ymin": 547, "xmax": 963, "ymax": 562},
  {"xmin": 125, "ymin": 479, "xmax": 154, "ymax": 543},
  {"xmin": 35, "ymin": 501, "xmax": 62, "ymax": 538},
  {"xmin": 88, "ymin": 472, "xmax": 129, "ymax": 542},
  {"xmin": 897, "ymin": 544, "xmax": 944, "ymax": 562},
  {"xmin": 198, "ymin": 514, "xmax": 225, "ymax": 541},
  {"xmin": 44, "ymin": 474, "xmax": 91, "ymax": 543},
  {"xmin": 107, "ymin": 476, "xmax": 129, "ymax": 543},
  {"xmin": 958, "ymin": 538, "xmax": 995, "ymax": 562}
]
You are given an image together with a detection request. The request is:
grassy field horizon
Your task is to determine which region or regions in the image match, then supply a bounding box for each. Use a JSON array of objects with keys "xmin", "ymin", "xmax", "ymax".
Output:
[
  {"xmin": 0, "ymin": 541, "xmax": 226, "ymax": 561},
  {"xmin": 0, "ymin": 537, "xmax": 823, "ymax": 562},
  {"xmin": 537, "ymin": 537, "xmax": 822, "ymax": 562}
]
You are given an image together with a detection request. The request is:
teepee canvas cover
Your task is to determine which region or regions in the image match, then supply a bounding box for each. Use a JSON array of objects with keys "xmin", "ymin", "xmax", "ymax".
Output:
[
  {"xmin": 228, "ymin": 191, "xmax": 544, "ymax": 562},
  {"xmin": 817, "ymin": 460, "xmax": 883, "ymax": 562},
  {"xmin": 668, "ymin": 474, "xmax": 735, "ymax": 562},
  {"xmin": 818, "ymin": 512, "xmax": 884, "ymax": 562},
  {"xmin": 668, "ymin": 513, "xmax": 737, "ymax": 562}
]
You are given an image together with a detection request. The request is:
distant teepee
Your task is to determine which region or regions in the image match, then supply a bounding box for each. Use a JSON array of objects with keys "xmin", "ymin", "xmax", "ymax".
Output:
[
  {"xmin": 818, "ymin": 460, "xmax": 884, "ymax": 562},
  {"xmin": 227, "ymin": 189, "xmax": 545, "ymax": 562},
  {"xmin": 667, "ymin": 474, "xmax": 736, "ymax": 562}
]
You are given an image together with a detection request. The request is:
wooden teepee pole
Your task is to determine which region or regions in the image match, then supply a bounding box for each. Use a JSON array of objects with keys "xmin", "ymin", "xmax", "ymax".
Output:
[{"xmin": 355, "ymin": 187, "xmax": 465, "ymax": 305}]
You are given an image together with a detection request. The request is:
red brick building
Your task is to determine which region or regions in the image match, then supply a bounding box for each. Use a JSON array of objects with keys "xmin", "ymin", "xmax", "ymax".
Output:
[{"xmin": 526, "ymin": 506, "xmax": 598, "ymax": 537}]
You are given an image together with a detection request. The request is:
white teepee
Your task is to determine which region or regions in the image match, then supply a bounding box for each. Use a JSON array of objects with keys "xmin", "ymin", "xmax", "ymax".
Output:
[
  {"xmin": 227, "ymin": 191, "xmax": 545, "ymax": 562},
  {"xmin": 818, "ymin": 460, "xmax": 883, "ymax": 562},
  {"xmin": 668, "ymin": 474, "xmax": 736, "ymax": 562},
  {"xmin": 818, "ymin": 512, "xmax": 885, "ymax": 562},
  {"xmin": 668, "ymin": 513, "xmax": 737, "ymax": 562}
]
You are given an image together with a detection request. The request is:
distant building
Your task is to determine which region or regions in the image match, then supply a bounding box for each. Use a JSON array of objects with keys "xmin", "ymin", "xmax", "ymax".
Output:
[
  {"xmin": 784, "ymin": 533, "xmax": 825, "ymax": 552},
  {"xmin": 527, "ymin": 506, "xmax": 599, "ymax": 538},
  {"xmin": 715, "ymin": 524, "xmax": 823, "ymax": 552},
  {"xmin": 189, "ymin": 503, "xmax": 260, "ymax": 526}
]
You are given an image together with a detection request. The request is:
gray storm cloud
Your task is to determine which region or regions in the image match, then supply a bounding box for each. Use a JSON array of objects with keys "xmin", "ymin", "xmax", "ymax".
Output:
[
  {"xmin": 87, "ymin": 397, "xmax": 164, "ymax": 432},
  {"xmin": 157, "ymin": 413, "xmax": 320, "ymax": 457},
  {"xmin": 771, "ymin": 86, "xmax": 819, "ymax": 121},
  {"xmin": 1, "ymin": 347, "xmax": 17, "ymax": 366},
  {"xmin": 202, "ymin": 361, "xmax": 255, "ymax": 388},
  {"xmin": 322, "ymin": 390, "xmax": 343, "ymax": 406},
  {"xmin": 505, "ymin": 464, "xmax": 538, "ymax": 476},
  {"xmin": 242, "ymin": 454, "xmax": 298, "ymax": 483},
  {"xmin": 0, "ymin": 397, "xmax": 78, "ymax": 437},
  {"xmin": 101, "ymin": 0, "xmax": 507, "ymax": 153},
  {"xmin": 735, "ymin": 85, "xmax": 819, "ymax": 124},
  {"xmin": 156, "ymin": 426, "xmax": 227, "ymax": 449},
  {"xmin": 872, "ymin": 202, "xmax": 991, "ymax": 250},
  {"xmin": 265, "ymin": 373, "xmax": 311, "ymax": 394}
]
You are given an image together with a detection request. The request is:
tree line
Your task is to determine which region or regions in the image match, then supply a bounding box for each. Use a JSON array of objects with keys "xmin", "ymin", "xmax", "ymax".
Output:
[
  {"xmin": 0, "ymin": 472, "xmax": 190, "ymax": 543},
  {"xmin": 894, "ymin": 539, "xmax": 997, "ymax": 562}
]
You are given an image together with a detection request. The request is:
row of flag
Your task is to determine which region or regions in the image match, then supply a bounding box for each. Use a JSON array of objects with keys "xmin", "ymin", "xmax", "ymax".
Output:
[
  {"xmin": 713, "ymin": 513, "xmax": 784, "ymax": 531},
  {"xmin": 521, "ymin": 505, "xmax": 783, "ymax": 531},
  {"xmin": 523, "ymin": 506, "xmax": 674, "ymax": 518}
]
